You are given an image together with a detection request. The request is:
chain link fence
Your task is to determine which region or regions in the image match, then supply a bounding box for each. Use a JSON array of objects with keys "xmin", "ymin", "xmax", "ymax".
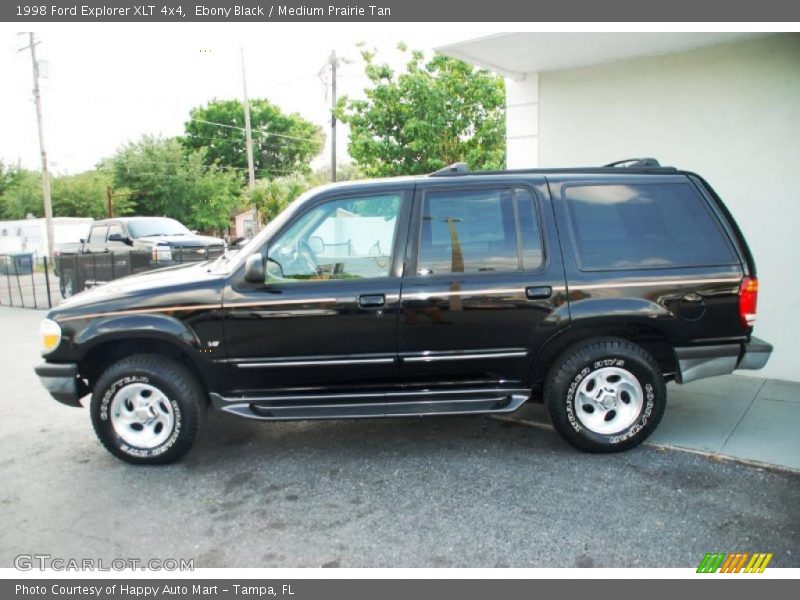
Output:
[
  {"xmin": 0, "ymin": 253, "xmax": 55, "ymax": 309},
  {"xmin": 0, "ymin": 248, "xmax": 219, "ymax": 310}
]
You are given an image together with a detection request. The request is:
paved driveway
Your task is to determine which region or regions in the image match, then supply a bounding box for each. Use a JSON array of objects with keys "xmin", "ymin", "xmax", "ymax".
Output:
[{"xmin": 1, "ymin": 307, "xmax": 798, "ymax": 568}]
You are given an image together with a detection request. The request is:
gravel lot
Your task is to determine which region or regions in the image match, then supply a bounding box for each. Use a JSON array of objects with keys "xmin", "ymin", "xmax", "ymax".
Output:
[{"xmin": 1, "ymin": 306, "xmax": 798, "ymax": 568}]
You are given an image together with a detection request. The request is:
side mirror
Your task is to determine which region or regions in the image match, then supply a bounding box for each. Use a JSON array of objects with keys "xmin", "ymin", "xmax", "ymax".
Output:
[
  {"xmin": 244, "ymin": 253, "xmax": 265, "ymax": 283},
  {"xmin": 108, "ymin": 233, "xmax": 134, "ymax": 246}
]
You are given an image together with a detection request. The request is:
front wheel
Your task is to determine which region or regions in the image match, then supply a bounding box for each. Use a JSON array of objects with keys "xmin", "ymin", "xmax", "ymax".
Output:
[
  {"xmin": 90, "ymin": 354, "xmax": 206, "ymax": 464},
  {"xmin": 544, "ymin": 337, "xmax": 666, "ymax": 453}
]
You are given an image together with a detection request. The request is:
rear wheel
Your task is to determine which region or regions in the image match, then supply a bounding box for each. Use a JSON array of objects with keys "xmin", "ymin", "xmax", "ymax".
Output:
[
  {"xmin": 544, "ymin": 337, "xmax": 666, "ymax": 453},
  {"xmin": 90, "ymin": 354, "xmax": 206, "ymax": 464},
  {"xmin": 59, "ymin": 271, "xmax": 75, "ymax": 298}
]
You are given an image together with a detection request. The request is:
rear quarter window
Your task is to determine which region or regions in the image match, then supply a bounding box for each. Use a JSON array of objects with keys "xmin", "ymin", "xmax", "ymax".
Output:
[{"xmin": 562, "ymin": 182, "xmax": 737, "ymax": 271}]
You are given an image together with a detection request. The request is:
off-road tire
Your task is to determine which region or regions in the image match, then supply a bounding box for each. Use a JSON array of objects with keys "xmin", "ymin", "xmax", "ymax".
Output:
[
  {"xmin": 90, "ymin": 354, "xmax": 206, "ymax": 465},
  {"xmin": 544, "ymin": 337, "xmax": 666, "ymax": 453}
]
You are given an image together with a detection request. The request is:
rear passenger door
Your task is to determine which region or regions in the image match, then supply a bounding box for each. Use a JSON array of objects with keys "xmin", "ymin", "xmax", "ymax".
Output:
[
  {"xmin": 397, "ymin": 178, "xmax": 569, "ymax": 391},
  {"xmin": 548, "ymin": 174, "xmax": 745, "ymax": 344}
]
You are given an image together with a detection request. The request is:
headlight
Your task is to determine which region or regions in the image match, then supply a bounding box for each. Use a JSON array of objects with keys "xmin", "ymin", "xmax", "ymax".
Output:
[
  {"xmin": 40, "ymin": 319, "xmax": 62, "ymax": 354},
  {"xmin": 151, "ymin": 245, "xmax": 173, "ymax": 262}
]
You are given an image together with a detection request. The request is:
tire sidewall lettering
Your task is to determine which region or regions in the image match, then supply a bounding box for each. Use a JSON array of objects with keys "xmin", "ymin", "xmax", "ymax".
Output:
[
  {"xmin": 99, "ymin": 375, "xmax": 182, "ymax": 458},
  {"xmin": 565, "ymin": 356, "xmax": 657, "ymax": 444}
]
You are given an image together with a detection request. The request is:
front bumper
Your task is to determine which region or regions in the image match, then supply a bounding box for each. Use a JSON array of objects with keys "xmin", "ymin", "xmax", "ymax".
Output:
[
  {"xmin": 675, "ymin": 336, "xmax": 773, "ymax": 384},
  {"xmin": 34, "ymin": 362, "xmax": 83, "ymax": 407}
]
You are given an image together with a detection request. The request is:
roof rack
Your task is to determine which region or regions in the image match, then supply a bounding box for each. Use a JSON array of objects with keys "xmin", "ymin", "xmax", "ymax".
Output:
[
  {"xmin": 429, "ymin": 162, "xmax": 468, "ymax": 177},
  {"xmin": 604, "ymin": 158, "xmax": 661, "ymax": 168},
  {"xmin": 426, "ymin": 159, "xmax": 675, "ymax": 178}
]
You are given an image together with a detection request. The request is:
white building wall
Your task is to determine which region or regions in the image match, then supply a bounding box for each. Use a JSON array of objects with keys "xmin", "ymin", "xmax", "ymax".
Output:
[
  {"xmin": 505, "ymin": 74, "xmax": 539, "ymax": 168},
  {"xmin": 525, "ymin": 34, "xmax": 799, "ymax": 381}
]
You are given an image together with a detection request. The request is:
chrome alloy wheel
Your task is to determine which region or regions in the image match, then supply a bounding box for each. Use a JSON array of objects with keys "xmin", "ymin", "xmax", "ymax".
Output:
[
  {"xmin": 574, "ymin": 366, "xmax": 644, "ymax": 435},
  {"xmin": 109, "ymin": 383, "xmax": 175, "ymax": 448}
]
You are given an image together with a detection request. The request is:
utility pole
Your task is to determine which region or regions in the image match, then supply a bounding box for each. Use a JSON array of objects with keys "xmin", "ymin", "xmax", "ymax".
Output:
[
  {"xmin": 240, "ymin": 47, "xmax": 258, "ymax": 230},
  {"xmin": 20, "ymin": 33, "xmax": 54, "ymax": 257},
  {"xmin": 107, "ymin": 186, "xmax": 114, "ymax": 218},
  {"xmin": 329, "ymin": 50, "xmax": 338, "ymax": 182}
]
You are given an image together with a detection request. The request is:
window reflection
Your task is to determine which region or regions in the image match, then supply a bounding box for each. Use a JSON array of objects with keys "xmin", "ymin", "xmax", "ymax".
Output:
[{"xmin": 418, "ymin": 188, "xmax": 543, "ymax": 275}]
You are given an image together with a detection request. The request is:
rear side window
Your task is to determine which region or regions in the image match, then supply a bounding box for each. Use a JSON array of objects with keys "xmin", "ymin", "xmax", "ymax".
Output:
[
  {"xmin": 88, "ymin": 225, "xmax": 108, "ymax": 246},
  {"xmin": 563, "ymin": 182, "xmax": 736, "ymax": 271},
  {"xmin": 107, "ymin": 224, "xmax": 125, "ymax": 241},
  {"xmin": 418, "ymin": 187, "xmax": 543, "ymax": 275}
]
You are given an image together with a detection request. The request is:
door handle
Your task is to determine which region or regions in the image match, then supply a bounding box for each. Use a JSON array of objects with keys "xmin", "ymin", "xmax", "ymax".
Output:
[
  {"xmin": 359, "ymin": 294, "xmax": 385, "ymax": 308},
  {"xmin": 525, "ymin": 286, "xmax": 552, "ymax": 300}
]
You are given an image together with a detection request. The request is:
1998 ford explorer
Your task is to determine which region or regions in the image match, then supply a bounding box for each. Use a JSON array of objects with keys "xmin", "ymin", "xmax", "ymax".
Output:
[{"xmin": 35, "ymin": 159, "xmax": 772, "ymax": 464}]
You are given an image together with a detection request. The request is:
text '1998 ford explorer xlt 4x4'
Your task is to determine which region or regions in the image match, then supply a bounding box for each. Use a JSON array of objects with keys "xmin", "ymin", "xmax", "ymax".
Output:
[{"xmin": 34, "ymin": 159, "xmax": 772, "ymax": 464}]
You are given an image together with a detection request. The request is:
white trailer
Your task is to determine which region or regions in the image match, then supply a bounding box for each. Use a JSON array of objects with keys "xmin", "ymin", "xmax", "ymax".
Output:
[{"xmin": 0, "ymin": 217, "xmax": 93, "ymax": 256}]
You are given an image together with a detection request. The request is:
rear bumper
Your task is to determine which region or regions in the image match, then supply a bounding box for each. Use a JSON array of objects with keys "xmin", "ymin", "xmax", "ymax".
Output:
[
  {"xmin": 675, "ymin": 336, "xmax": 773, "ymax": 384},
  {"xmin": 34, "ymin": 362, "xmax": 83, "ymax": 407}
]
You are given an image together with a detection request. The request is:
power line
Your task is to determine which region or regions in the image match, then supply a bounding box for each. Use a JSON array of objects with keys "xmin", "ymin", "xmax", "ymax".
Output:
[
  {"xmin": 118, "ymin": 157, "xmax": 300, "ymax": 176},
  {"xmin": 189, "ymin": 118, "xmax": 319, "ymax": 143}
]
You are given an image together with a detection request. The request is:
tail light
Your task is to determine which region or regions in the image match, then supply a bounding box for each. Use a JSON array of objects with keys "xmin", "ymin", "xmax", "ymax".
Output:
[{"xmin": 739, "ymin": 276, "xmax": 759, "ymax": 328}]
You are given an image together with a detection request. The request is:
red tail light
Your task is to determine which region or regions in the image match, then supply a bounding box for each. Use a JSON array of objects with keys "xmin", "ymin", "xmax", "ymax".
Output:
[{"xmin": 739, "ymin": 277, "xmax": 759, "ymax": 328}]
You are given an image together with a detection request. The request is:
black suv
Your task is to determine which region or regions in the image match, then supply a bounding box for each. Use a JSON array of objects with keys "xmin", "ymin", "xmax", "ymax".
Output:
[{"xmin": 34, "ymin": 160, "xmax": 772, "ymax": 464}]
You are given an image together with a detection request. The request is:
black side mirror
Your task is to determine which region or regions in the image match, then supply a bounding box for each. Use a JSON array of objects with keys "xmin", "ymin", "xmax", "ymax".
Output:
[{"xmin": 244, "ymin": 253, "xmax": 265, "ymax": 283}]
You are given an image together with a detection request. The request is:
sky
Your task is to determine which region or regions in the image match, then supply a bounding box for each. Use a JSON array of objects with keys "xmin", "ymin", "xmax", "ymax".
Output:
[{"xmin": 0, "ymin": 23, "xmax": 499, "ymax": 175}]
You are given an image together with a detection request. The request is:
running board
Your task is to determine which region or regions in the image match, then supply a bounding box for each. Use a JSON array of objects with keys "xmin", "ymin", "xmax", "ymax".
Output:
[{"xmin": 209, "ymin": 389, "xmax": 529, "ymax": 421}]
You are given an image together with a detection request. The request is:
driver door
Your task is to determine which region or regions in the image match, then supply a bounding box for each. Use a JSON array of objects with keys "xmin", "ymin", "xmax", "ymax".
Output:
[{"xmin": 222, "ymin": 186, "xmax": 413, "ymax": 395}]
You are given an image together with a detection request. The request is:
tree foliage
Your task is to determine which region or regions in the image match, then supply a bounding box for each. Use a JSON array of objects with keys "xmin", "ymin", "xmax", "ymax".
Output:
[
  {"xmin": 52, "ymin": 170, "xmax": 134, "ymax": 219},
  {"xmin": 334, "ymin": 47, "xmax": 506, "ymax": 177},
  {"xmin": 183, "ymin": 99, "xmax": 324, "ymax": 179},
  {"xmin": 245, "ymin": 173, "xmax": 311, "ymax": 223},
  {"xmin": 0, "ymin": 167, "xmax": 40, "ymax": 219},
  {"xmin": 0, "ymin": 165, "xmax": 130, "ymax": 220},
  {"xmin": 111, "ymin": 136, "xmax": 244, "ymax": 232}
]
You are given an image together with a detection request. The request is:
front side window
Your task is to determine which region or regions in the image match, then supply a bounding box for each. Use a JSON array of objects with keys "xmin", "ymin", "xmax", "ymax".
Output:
[
  {"xmin": 563, "ymin": 183, "xmax": 737, "ymax": 271},
  {"xmin": 417, "ymin": 187, "xmax": 543, "ymax": 275},
  {"xmin": 266, "ymin": 194, "xmax": 402, "ymax": 282}
]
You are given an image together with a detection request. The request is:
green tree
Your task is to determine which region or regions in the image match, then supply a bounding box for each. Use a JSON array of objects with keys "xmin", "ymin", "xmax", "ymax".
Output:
[
  {"xmin": 0, "ymin": 162, "xmax": 15, "ymax": 197},
  {"xmin": 183, "ymin": 99, "xmax": 324, "ymax": 179},
  {"xmin": 335, "ymin": 47, "xmax": 506, "ymax": 177},
  {"xmin": 52, "ymin": 170, "xmax": 134, "ymax": 219},
  {"xmin": 0, "ymin": 168, "xmax": 42, "ymax": 219},
  {"xmin": 0, "ymin": 167, "xmax": 135, "ymax": 220},
  {"xmin": 111, "ymin": 136, "xmax": 244, "ymax": 233},
  {"xmin": 307, "ymin": 163, "xmax": 364, "ymax": 187},
  {"xmin": 245, "ymin": 174, "xmax": 311, "ymax": 223}
]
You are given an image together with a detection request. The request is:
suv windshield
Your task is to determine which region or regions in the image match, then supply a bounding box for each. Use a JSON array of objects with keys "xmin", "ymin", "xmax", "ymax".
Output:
[{"xmin": 127, "ymin": 218, "xmax": 191, "ymax": 238}]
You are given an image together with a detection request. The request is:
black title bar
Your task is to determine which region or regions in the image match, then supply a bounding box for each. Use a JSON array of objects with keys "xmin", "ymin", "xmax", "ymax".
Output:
[{"xmin": 5, "ymin": 0, "xmax": 800, "ymax": 22}]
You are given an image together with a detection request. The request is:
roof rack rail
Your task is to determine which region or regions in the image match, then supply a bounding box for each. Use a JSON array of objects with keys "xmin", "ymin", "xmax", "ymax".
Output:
[
  {"xmin": 430, "ymin": 162, "xmax": 468, "ymax": 177},
  {"xmin": 604, "ymin": 158, "xmax": 661, "ymax": 168}
]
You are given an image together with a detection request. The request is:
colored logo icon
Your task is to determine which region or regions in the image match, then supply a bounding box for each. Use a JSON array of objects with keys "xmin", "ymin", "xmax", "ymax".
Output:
[{"xmin": 697, "ymin": 553, "xmax": 773, "ymax": 573}]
